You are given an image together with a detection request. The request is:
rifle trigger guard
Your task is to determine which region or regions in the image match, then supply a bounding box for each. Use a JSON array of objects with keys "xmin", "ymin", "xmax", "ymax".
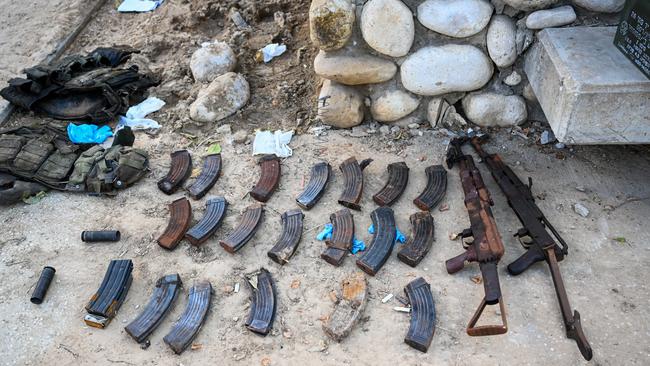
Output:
[{"xmin": 466, "ymin": 297, "xmax": 508, "ymax": 337}]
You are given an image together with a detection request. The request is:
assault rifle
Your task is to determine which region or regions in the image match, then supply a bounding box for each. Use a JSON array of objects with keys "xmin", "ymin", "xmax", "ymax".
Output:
[
  {"xmin": 470, "ymin": 135, "xmax": 592, "ymax": 360},
  {"xmin": 445, "ymin": 138, "xmax": 507, "ymax": 337}
]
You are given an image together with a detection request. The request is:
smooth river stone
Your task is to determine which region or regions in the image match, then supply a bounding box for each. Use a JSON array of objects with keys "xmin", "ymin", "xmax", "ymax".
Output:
[
  {"xmin": 400, "ymin": 45, "xmax": 494, "ymax": 96},
  {"xmin": 361, "ymin": 0, "xmax": 415, "ymax": 57},
  {"xmin": 417, "ymin": 0, "xmax": 494, "ymax": 38},
  {"xmin": 487, "ymin": 15, "xmax": 518, "ymax": 68},
  {"xmin": 314, "ymin": 50, "xmax": 397, "ymax": 85}
]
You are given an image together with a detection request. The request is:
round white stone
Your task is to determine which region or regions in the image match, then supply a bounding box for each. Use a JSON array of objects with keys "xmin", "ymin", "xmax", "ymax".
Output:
[
  {"xmin": 189, "ymin": 72, "xmax": 250, "ymax": 123},
  {"xmin": 400, "ymin": 45, "xmax": 494, "ymax": 96},
  {"xmin": 526, "ymin": 5, "xmax": 577, "ymax": 30},
  {"xmin": 487, "ymin": 15, "xmax": 518, "ymax": 68},
  {"xmin": 502, "ymin": 0, "xmax": 559, "ymax": 11},
  {"xmin": 572, "ymin": 0, "xmax": 624, "ymax": 13},
  {"xmin": 417, "ymin": 0, "xmax": 494, "ymax": 38},
  {"xmin": 361, "ymin": 0, "xmax": 415, "ymax": 57},
  {"xmin": 370, "ymin": 89, "xmax": 420, "ymax": 122},
  {"xmin": 314, "ymin": 50, "xmax": 397, "ymax": 85},
  {"xmin": 462, "ymin": 92, "xmax": 527, "ymax": 127},
  {"xmin": 190, "ymin": 41, "xmax": 237, "ymax": 83},
  {"xmin": 317, "ymin": 80, "xmax": 364, "ymax": 128}
]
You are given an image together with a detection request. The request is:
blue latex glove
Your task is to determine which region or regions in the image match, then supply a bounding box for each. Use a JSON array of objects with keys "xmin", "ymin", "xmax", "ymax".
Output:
[
  {"xmin": 67, "ymin": 123, "xmax": 113, "ymax": 144},
  {"xmin": 351, "ymin": 238, "xmax": 365, "ymax": 254},
  {"xmin": 368, "ymin": 224, "xmax": 406, "ymax": 244},
  {"xmin": 316, "ymin": 223, "xmax": 333, "ymax": 241}
]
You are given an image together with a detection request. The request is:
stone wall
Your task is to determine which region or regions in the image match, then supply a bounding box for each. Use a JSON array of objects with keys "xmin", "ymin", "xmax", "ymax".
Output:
[{"xmin": 310, "ymin": 0, "xmax": 624, "ymax": 130}]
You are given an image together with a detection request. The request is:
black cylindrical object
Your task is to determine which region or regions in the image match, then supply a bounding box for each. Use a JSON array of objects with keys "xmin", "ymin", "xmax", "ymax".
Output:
[
  {"xmin": 31, "ymin": 266, "xmax": 56, "ymax": 304},
  {"xmin": 81, "ymin": 230, "xmax": 121, "ymax": 242}
]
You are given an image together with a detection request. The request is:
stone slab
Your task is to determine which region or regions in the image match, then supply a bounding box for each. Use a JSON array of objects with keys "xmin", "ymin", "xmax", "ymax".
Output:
[{"xmin": 525, "ymin": 26, "xmax": 650, "ymax": 144}]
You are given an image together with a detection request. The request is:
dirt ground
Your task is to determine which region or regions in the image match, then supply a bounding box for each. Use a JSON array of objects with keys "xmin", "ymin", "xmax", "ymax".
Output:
[{"xmin": 1, "ymin": 1, "xmax": 650, "ymax": 366}]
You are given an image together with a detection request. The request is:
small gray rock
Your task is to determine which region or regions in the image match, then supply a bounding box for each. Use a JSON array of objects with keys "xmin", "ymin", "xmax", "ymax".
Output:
[
  {"xmin": 573, "ymin": 203, "xmax": 590, "ymax": 217},
  {"xmin": 370, "ymin": 90, "xmax": 420, "ymax": 122},
  {"xmin": 232, "ymin": 130, "xmax": 248, "ymax": 144},
  {"xmin": 504, "ymin": 71, "xmax": 522, "ymax": 86},
  {"xmin": 540, "ymin": 130, "xmax": 555, "ymax": 144},
  {"xmin": 217, "ymin": 124, "xmax": 232, "ymax": 134},
  {"xmin": 379, "ymin": 125, "xmax": 391, "ymax": 134},
  {"xmin": 526, "ymin": 6, "xmax": 576, "ymax": 30}
]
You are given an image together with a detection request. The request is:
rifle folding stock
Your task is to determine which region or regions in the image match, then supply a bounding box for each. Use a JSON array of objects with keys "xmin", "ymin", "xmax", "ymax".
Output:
[{"xmin": 470, "ymin": 136, "xmax": 592, "ymax": 360}]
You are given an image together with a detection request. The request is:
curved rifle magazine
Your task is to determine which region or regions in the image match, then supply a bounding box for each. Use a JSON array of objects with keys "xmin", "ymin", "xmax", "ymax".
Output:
[
  {"xmin": 356, "ymin": 207, "xmax": 396, "ymax": 276},
  {"xmin": 404, "ymin": 277, "xmax": 436, "ymax": 352},
  {"xmin": 157, "ymin": 198, "xmax": 193, "ymax": 250},
  {"xmin": 268, "ymin": 209, "xmax": 304, "ymax": 265},
  {"xmin": 163, "ymin": 280, "xmax": 212, "ymax": 354},
  {"xmin": 397, "ymin": 212, "xmax": 435, "ymax": 267},
  {"xmin": 245, "ymin": 268, "xmax": 277, "ymax": 335},
  {"xmin": 338, "ymin": 157, "xmax": 372, "ymax": 210},
  {"xmin": 413, "ymin": 165, "xmax": 447, "ymax": 211},
  {"xmin": 373, "ymin": 162, "xmax": 409, "ymax": 206},
  {"xmin": 125, "ymin": 274, "xmax": 182, "ymax": 343},
  {"xmin": 85, "ymin": 259, "xmax": 133, "ymax": 328},
  {"xmin": 323, "ymin": 272, "xmax": 367, "ymax": 342},
  {"xmin": 188, "ymin": 154, "xmax": 222, "ymax": 200},
  {"xmin": 321, "ymin": 209, "xmax": 354, "ymax": 267},
  {"xmin": 220, "ymin": 203, "xmax": 264, "ymax": 253},
  {"xmin": 296, "ymin": 162, "xmax": 331, "ymax": 210},
  {"xmin": 250, "ymin": 155, "xmax": 281, "ymax": 202},
  {"xmin": 157, "ymin": 150, "xmax": 192, "ymax": 195},
  {"xmin": 185, "ymin": 197, "xmax": 228, "ymax": 245}
]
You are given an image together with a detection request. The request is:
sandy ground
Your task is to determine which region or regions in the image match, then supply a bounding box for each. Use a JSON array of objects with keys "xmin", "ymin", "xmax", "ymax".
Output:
[
  {"xmin": 1, "ymin": 128, "xmax": 649, "ymax": 366},
  {"xmin": 1, "ymin": 0, "xmax": 650, "ymax": 366}
]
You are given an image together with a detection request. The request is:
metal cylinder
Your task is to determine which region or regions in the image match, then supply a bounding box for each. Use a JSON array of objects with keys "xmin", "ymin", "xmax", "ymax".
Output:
[
  {"xmin": 31, "ymin": 266, "xmax": 56, "ymax": 304},
  {"xmin": 81, "ymin": 230, "xmax": 121, "ymax": 242}
]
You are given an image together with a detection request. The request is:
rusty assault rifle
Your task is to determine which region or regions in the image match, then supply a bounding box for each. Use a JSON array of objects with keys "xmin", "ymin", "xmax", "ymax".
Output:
[
  {"xmin": 445, "ymin": 138, "xmax": 507, "ymax": 337},
  {"xmin": 470, "ymin": 136, "xmax": 592, "ymax": 360}
]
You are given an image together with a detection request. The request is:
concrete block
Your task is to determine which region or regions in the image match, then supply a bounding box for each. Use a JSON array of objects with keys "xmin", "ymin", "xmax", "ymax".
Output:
[{"xmin": 525, "ymin": 27, "xmax": 650, "ymax": 144}]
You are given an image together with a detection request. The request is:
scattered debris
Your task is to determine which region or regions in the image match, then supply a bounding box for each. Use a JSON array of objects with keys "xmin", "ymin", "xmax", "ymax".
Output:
[
  {"xmin": 117, "ymin": 97, "xmax": 165, "ymax": 131},
  {"xmin": 323, "ymin": 272, "xmax": 367, "ymax": 341},
  {"xmin": 118, "ymin": 0, "xmax": 165, "ymax": 13},
  {"xmin": 573, "ymin": 203, "xmax": 590, "ymax": 218},
  {"xmin": 234, "ymin": 283, "xmax": 240, "ymax": 293},
  {"xmin": 470, "ymin": 275, "xmax": 482, "ymax": 284},
  {"xmin": 257, "ymin": 44, "xmax": 287, "ymax": 63},
  {"xmin": 67, "ymin": 124, "xmax": 113, "ymax": 144},
  {"xmin": 290, "ymin": 279, "xmax": 301, "ymax": 289},
  {"xmin": 540, "ymin": 130, "xmax": 555, "ymax": 145},
  {"xmin": 381, "ymin": 293, "xmax": 394, "ymax": 303},
  {"xmin": 393, "ymin": 306, "xmax": 411, "ymax": 313},
  {"xmin": 439, "ymin": 204, "xmax": 449, "ymax": 212},
  {"xmin": 252, "ymin": 130, "xmax": 294, "ymax": 157}
]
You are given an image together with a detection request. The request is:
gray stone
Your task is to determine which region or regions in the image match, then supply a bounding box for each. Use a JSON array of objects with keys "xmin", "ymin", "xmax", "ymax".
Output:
[
  {"xmin": 417, "ymin": 0, "xmax": 493, "ymax": 38},
  {"xmin": 502, "ymin": 0, "xmax": 559, "ymax": 11},
  {"xmin": 189, "ymin": 72, "xmax": 250, "ymax": 123},
  {"xmin": 540, "ymin": 130, "xmax": 555, "ymax": 144},
  {"xmin": 487, "ymin": 15, "xmax": 518, "ymax": 68},
  {"xmin": 572, "ymin": 0, "xmax": 625, "ymax": 13},
  {"xmin": 492, "ymin": 0, "xmax": 507, "ymax": 14},
  {"xmin": 379, "ymin": 125, "xmax": 391, "ymax": 134},
  {"xmin": 504, "ymin": 70, "xmax": 522, "ymax": 86},
  {"xmin": 525, "ymin": 27, "xmax": 650, "ymax": 144},
  {"xmin": 440, "ymin": 105, "xmax": 468, "ymax": 130},
  {"xmin": 361, "ymin": 0, "xmax": 414, "ymax": 57},
  {"xmin": 573, "ymin": 203, "xmax": 590, "ymax": 217},
  {"xmin": 232, "ymin": 130, "xmax": 249, "ymax": 144},
  {"xmin": 190, "ymin": 41, "xmax": 237, "ymax": 83},
  {"xmin": 522, "ymin": 82, "xmax": 537, "ymax": 101},
  {"xmin": 401, "ymin": 45, "xmax": 493, "ymax": 96},
  {"xmin": 317, "ymin": 80, "xmax": 364, "ymax": 128},
  {"xmin": 309, "ymin": 0, "xmax": 355, "ymax": 51},
  {"xmin": 426, "ymin": 98, "xmax": 450, "ymax": 128},
  {"xmin": 516, "ymin": 18, "xmax": 535, "ymax": 55},
  {"xmin": 217, "ymin": 124, "xmax": 232, "ymax": 134},
  {"xmin": 526, "ymin": 5, "xmax": 577, "ymax": 30},
  {"xmin": 462, "ymin": 92, "xmax": 528, "ymax": 127},
  {"xmin": 314, "ymin": 50, "xmax": 397, "ymax": 85},
  {"xmin": 370, "ymin": 89, "xmax": 420, "ymax": 122}
]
